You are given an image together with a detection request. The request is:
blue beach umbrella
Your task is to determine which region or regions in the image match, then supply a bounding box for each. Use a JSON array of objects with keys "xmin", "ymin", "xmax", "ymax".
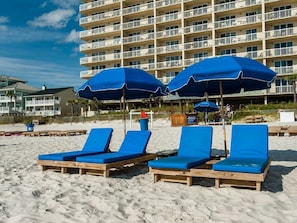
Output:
[
  {"xmin": 77, "ymin": 67, "xmax": 166, "ymax": 134},
  {"xmin": 194, "ymin": 101, "xmax": 219, "ymax": 113},
  {"xmin": 168, "ymin": 56, "xmax": 277, "ymax": 156}
]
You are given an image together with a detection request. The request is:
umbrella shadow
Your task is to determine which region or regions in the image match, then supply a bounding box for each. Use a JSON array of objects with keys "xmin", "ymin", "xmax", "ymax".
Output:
[
  {"xmin": 110, "ymin": 162, "xmax": 150, "ymax": 179},
  {"xmin": 262, "ymin": 165, "xmax": 296, "ymax": 193},
  {"xmin": 269, "ymin": 149, "xmax": 297, "ymax": 162}
]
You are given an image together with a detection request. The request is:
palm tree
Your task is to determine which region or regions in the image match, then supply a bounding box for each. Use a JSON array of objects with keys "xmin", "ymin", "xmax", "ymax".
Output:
[
  {"xmin": 285, "ymin": 73, "xmax": 297, "ymax": 103},
  {"xmin": 66, "ymin": 99, "xmax": 78, "ymax": 124},
  {"xmin": 6, "ymin": 90, "xmax": 16, "ymax": 115}
]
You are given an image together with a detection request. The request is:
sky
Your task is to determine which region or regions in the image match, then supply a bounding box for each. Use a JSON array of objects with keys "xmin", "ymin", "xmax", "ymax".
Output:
[{"xmin": 0, "ymin": 0, "xmax": 86, "ymax": 91}]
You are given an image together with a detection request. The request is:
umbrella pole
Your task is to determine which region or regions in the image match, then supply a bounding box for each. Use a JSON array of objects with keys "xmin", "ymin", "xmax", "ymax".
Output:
[
  {"xmin": 220, "ymin": 81, "xmax": 227, "ymax": 157},
  {"xmin": 122, "ymin": 88, "xmax": 126, "ymax": 135}
]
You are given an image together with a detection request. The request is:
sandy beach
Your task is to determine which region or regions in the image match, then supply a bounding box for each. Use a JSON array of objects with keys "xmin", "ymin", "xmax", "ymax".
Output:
[{"xmin": 0, "ymin": 119, "xmax": 297, "ymax": 223}]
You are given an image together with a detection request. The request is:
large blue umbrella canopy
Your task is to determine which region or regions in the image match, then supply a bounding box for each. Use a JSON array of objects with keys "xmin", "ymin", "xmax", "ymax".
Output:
[
  {"xmin": 167, "ymin": 56, "xmax": 277, "ymax": 97},
  {"xmin": 77, "ymin": 68, "xmax": 166, "ymax": 134},
  {"xmin": 194, "ymin": 101, "xmax": 219, "ymax": 113},
  {"xmin": 77, "ymin": 67, "xmax": 166, "ymax": 100},
  {"xmin": 168, "ymin": 56, "xmax": 277, "ymax": 156}
]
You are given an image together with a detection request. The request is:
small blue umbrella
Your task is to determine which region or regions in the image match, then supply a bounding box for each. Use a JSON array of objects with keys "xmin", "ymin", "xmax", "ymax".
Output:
[
  {"xmin": 77, "ymin": 67, "xmax": 166, "ymax": 134},
  {"xmin": 194, "ymin": 101, "xmax": 219, "ymax": 113}
]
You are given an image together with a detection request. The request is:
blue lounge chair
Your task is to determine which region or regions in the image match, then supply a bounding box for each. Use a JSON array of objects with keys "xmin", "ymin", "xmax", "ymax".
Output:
[
  {"xmin": 149, "ymin": 126, "xmax": 213, "ymax": 185},
  {"xmin": 212, "ymin": 124, "xmax": 270, "ymax": 191},
  {"xmin": 37, "ymin": 128, "xmax": 113, "ymax": 172},
  {"xmin": 75, "ymin": 130, "xmax": 156, "ymax": 177}
]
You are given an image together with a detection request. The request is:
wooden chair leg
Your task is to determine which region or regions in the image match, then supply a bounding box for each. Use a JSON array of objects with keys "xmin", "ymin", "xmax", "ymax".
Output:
[
  {"xmin": 256, "ymin": 182, "xmax": 261, "ymax": 191},
  {"xmin": 186, "ymin": 176, "xmax": 192, "ymax": 186},
  {"xmin": 154, "ymin": 174, "xmax": 160, "ymax": 183},
  {"xmin": 215, "ymin": 178, "xmax": 220, "ymax": 189}
]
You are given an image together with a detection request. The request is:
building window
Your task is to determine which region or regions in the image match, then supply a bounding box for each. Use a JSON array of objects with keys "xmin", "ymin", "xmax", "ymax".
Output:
[
  {"xmin": 275, "ymin": 60, "xmax": 293, "ymax": 74},
  {"xmin": 246, "ymin": 29, "xmax": 257, "ymax": 41},
  {"xmin": 247, "ymin": 46, "xmax": 258, "ymax": 58}
]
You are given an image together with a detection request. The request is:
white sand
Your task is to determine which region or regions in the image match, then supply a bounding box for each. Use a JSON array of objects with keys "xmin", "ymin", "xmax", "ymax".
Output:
[{"xmin": 0, "ymin": 119, "xmax": 297, "ymax": 223}]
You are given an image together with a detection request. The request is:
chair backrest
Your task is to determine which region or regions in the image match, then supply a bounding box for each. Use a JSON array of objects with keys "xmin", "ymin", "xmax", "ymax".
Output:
[
  {"xmin": 82, "ymin": 128, "xmax": 113, "ymax": 152},
  {"xmin": 230, "ymin": 124, "xmax": 268, "ymax": 159},
  {"xmin": 177, "ymin": 126, "xmax": 213, "ymax": 158},
  {"xmin": 119, "ymin": 130, "xmax": 151, "ymax": 154}
]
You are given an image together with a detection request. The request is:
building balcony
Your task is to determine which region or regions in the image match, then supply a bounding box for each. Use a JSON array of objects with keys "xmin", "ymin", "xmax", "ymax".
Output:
[
  {"xmin": 80, "ymin": 10, "xmax": 121, "ymax": 26},
  {"xmin": 215, "ymin": 32, "xmax": 264, "ymax": 46},
  {"xmin": 214, "ymin": 14, "xmax": 262, "ymax": 29},
  {"xmin": 184, "ymin": 40, "xmax": 212, "ymax": 50},
  {"xmin": 265, "ymin": 8, "xmax": 297, "ymax": 21},
  {"xmin": 155, "ymin": 12, "xmax": 182, "ymax": 24},
  {"xmin": 184, "ymin": 6, "xmax": 212, "ymax": 18},
  {"xmin": 184, "ymin": 23, "xmax": 212, "ymax": 34},
  {"xmin": 122, "ymin": 2, "xmax": 154, "ymax": 15},
  {"xmin": 80, "ymin": 0, "xmax": 120, "ymax": 14},
  {"xmin": 122, "ymin": 18, "xmax": 154, "ymax": 30},
  {"xmin": 271, "ymin": 65, "xmax": 297, "ymax": 76},
  {"xmin": 265, "ymin": 46, "xmax": 297, "ymax": 58},
  {"xmin": 80, "ymin": 39, "xmax": 121, "ymax": 52},
  {"xmin": 155, "ymin": 28, "xmax": 183, "ymax": 39},
  {"xmin": 156, "ymin": 44, "xmax": 183, "ymax": 55},
  {"xmin": 123, "ymin": 33, "xmax": 154, "ymax": 44},
  {"xmin": 25, "ymin": 99, "xmax": 60, "ymax": 106},
  {"xmin": 156, "ymin": 60, "xmax": 182, "ymax": 70},
  {"xmin": 214, "ymin": 0, "xmax": 262, "ymax": 13},
  {"xmin": 80, "ymin": 24, "xmax": 121, "ymax": 39},
  {"xmin": 155, "ymin": 0, "xmax": 182, "ymax": 8},
  {"xmin": 265, "ymin": 27, "xmax": 297, "ymax": 39}
]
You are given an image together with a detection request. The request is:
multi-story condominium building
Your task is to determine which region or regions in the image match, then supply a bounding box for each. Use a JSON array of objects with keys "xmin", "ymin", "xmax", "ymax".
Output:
[
  {"xmin": 24, "ymin": 86, "xmax": 79, "ymax": 117},
  {"xmin": 0, "ymin": 75, "xmax": 38, "ymax": 115},
  {"xmin": 79, "ymin": 0, "xmax": 297, "ymax": 104}
]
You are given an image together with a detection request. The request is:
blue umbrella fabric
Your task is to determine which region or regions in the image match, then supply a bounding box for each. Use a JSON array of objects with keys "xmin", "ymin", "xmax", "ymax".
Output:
[
  {"xmin": 168, "ymin": 56, "xmax": 276, "ymax": 157},
  {"xmin": 194, "ymin": 101, "xmax": 219, "ymax": 113},
  {"xmin": 77, "ymin": 67, "xmax": 166, "ymax": 100},
  {"xmin": 167, "ymin": 56, "xmax": 277, "ymax": 97},
  {"xmin": 77, "ymin": 67, "xmax": 166, "ymax": 134}
]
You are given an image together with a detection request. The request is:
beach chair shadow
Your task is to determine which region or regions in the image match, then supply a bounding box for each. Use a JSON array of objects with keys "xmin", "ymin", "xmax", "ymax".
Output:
[
  {"xmin": 262, "ymin": 165, "xmax": 297, "ymax": 193},
  {"xmin": 148, "ymin": 126, "xmax": 213, "ymax": 186},
  {"xmin": 212, "ymin": 124, "xmax": 270, "ymax": 191},
  {"xmin": 75, "ymin": 130, "xmax": 157, "ymax": 177},
  {"xmin": 37, "ymin": 128, "xmax": 113, "ymax": 173}
]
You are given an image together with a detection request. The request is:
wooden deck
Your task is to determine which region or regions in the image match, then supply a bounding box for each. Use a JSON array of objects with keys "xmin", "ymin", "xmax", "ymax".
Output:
[
  {"xmin": 150, "ymin": 159, "xmax": 271, "ymax": 191},
  {"xmin": 37, "ymin": 153, "xmax": 157, "ymax": 177}
]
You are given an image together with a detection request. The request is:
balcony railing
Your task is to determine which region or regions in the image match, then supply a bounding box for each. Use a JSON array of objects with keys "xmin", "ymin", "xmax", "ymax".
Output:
[
  {"xmin": 80, "ymin": 24, "xmax": 121, "ymax": 38},
  {"xmin": 80, "ymin": 0, "xmax": 120, "ymax": 12},
  {"xmin": 184, "ymin": 6, "xmax": 212, "ymax": 18},
  {"xmin": 214, "ymin": 0, "xmax": 262, "ymax": 12},
  {"xmin": 215, "ymin": 32, "xmax": 263, "ymax": 46},
  {"xmin": 80, "ymin": 10, "xmax": 120, "ymax": 25},
  {"xmin": 155, "ymin": 0, "xmax": 182, "ymax": 8},
  {"xmin": 265, "ymin": 27, "xmax": 296, "ymax": 39},
  {"xmin": 214, "ymin": 14, "xmax": 262, "ymax": 29},
  {"xmin": 184, "ymin": 23, "xmax": 212, "ymax": 34},
  {"xmin": 265, "ymin": 8, "xmax": 297, "ymax": 21},
  {"xmin": 122, "ymin": 2, "xmax": 154, "ymax": 15},
  {"xmin": 271, "ymin": 65, "xmax": 297, "ymax": 75},
  {"xmin": 184, "ymin": 40, "xmax": 212, "ymax": 50},
  {"xmin": 80, "ymin": 39, "xmax": 121, "ymax": 51},
  {"xmin": 155, "ymin": 12, "xmax": 182, "ymax": 23},
  {"xmin": 265, "ymin": 46, "xmax": 297, "ymax": 58}
]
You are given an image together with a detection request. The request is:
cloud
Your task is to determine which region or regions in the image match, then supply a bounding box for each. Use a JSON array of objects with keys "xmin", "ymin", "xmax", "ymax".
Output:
[
  {"xmin": 27, "ymin": 8, "xmax": 75, "ymax": 29},
  {"xmin": 0, "ymin": 56, "xmax": 84, "ymax": 89},
  {"xmin": 50, "ymin": 0, "xmax": 81, "ymax": 9},
  {"xmin": 65, "ymin": 29, "xmax": 80, "ymax": 43},
  {"xmin": 0, "ymin": 16, "xmax": 9, "ymax": 23}
]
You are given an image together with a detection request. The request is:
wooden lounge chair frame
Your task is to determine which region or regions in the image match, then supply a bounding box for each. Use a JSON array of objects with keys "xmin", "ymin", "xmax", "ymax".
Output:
[
  {"xmin": 150, "ymin": 159, "xmax": 270, "ymax": 191},
  {"xmin": 37, "ymin": 153, "xmax": 157, "ymax": 177}
]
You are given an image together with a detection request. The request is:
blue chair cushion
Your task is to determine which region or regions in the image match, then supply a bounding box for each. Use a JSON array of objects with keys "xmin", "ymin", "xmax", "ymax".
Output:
[
  {"xmin": 148, "ymin": 156, "xmax": 210, "ymax": 170},
  {"xmin": 38, "ymin": 128, "xmax": 113, "ymax": 161},
  {"xmin": 230, "ymin": 125, "xmax": 268, "ymax": 159},
  {"xmin": 118, "ymin": 130, "xmax": 151, "ymax": 154},
  {"xmin": 76, "ymin": 152, "xmax": 142, "ymax": 163},
  {"xmin": 177, "ymin": 126, "xmax": 213, "ymax": 158},
  {"xmin": 38, "ymin": 151, "xmax": 103, "ymax": 161},
  {"xmin": 213, "ymin": 158, "xmax": 269, "ymax": 174}
]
